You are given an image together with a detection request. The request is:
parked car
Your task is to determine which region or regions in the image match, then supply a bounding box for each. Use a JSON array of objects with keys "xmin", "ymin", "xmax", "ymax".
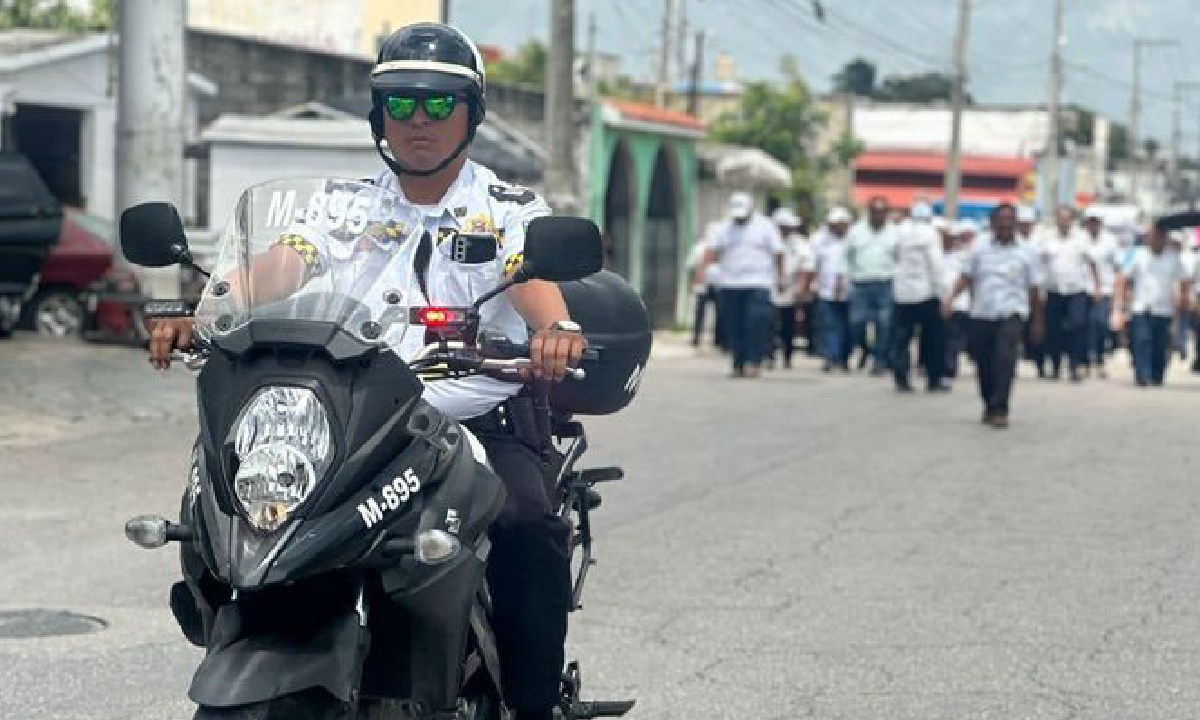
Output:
[
  {"xmin": 20, "ymin": 207, "xmax": 149, "ymax": 343},
  {"xmin": 0, "ymin": 153, "xmax": 62, "ymax": 337}
]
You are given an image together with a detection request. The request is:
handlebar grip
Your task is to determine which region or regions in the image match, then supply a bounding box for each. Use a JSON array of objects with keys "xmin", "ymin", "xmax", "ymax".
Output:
[{"xmin": 480, "ymin": 336, "xmax": 599, "ymax": 362}]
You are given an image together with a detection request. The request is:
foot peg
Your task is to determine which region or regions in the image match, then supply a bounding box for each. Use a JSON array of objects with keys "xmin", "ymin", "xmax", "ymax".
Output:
[
  {"xmin": 560, "ymin": 661, "xmax": 636, "ymax": 720},
  {"xmin": 572, "ymin": 467, "xmax": 623, "ymax": 486},
  {"xmin": 570, "ymin": 700, "xmax": 636, "ymax": 718}
]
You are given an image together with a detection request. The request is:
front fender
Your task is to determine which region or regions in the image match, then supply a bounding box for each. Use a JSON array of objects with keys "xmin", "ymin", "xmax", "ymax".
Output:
[{"xmin": 189, "ymin": 584, "xmax": 367, "ymax": 707}]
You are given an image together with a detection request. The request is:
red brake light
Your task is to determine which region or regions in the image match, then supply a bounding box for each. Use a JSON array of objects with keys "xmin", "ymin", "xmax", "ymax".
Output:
[{"xmin": 420, "ymin": 309, "xmax": 448, "ymax": 325}]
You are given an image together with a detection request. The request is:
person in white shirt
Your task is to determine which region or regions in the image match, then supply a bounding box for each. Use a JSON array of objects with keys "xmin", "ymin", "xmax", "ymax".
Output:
[
  {"xmin": 1113, "ymin": 225, "xmax": 1194, "ymax": 386},
  {"xmin": 1168, "ymin": 232, "xmax": 1192, "ymax": 361},
  {"xmin": 805, "ymin": 207, "xmax": 853, "ymax": 371},
  {"xmin": 890, "ymin": 202, "xmax": 948, "ymax": 392},
  {"xmin": 1038, "ymin": 206, "xmax": 1099, "ymax": 382},
  {"xmin": 687, "ymin": 222, "xmax": 725, "ymax": 349},
  {"xmin": 1189, "ymin": 234, "xmax": 1200, "ymax": 373},
  {"xmin": 1016, "ymin": 205, "xmax": 1039, "ymax": 245},
  {"xmin": 695, "ymin": 192, "xmax": 786, "ymax": 378},
  {"xmin": 845, "ymin": 196, "xmax": 900, "ymax": 374},
  {"xmin": 943, "ymin": 204, "xmax": 1045, "ymax": 429},
  {"xmin": 1082, "ymin": 207, "xmax": 1121, "ymax": 378},
  {"xmin": 942, "ymin": 219, "xmax": 976, "ymax": 380},
  {"xmin": 768, "ymin": 207, "xmax": 812, "ymax": 369}
]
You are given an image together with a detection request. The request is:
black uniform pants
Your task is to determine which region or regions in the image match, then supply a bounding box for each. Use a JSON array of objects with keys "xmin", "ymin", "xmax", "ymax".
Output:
[
  {"xmin": 471, "ymin": 428, "xmax": 572, "ymax": 717},
  {"xmin": 968, "ymin": 316, "xmax": 1024, "ymax": 416},
  {"xmin": 891, "ymin": 299, "xmax": 945, "ymax": 388},
  {"xmin": 1044, "ymin": 292, "xmax": 1089, "ymax": 374}
]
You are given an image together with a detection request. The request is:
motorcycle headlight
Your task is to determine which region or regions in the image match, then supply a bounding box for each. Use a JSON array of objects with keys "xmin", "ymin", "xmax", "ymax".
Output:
[{"xmin": 233, "ymin": 387, "xmax": 333, "ymax": 532}]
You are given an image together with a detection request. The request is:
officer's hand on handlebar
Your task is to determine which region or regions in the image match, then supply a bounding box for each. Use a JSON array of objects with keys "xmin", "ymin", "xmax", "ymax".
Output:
[
  {"xmin": 149, "ymin": 318, "xmax": 196, "ymax": 370},
  {"xmin": 529, "ymin": 326, "xmax": 587, "ymax": 382}
]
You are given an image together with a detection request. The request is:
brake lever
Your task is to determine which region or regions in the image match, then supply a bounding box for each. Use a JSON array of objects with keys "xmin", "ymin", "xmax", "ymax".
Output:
[{"xmin": 169, "ymin": 349, "xmax": 209, "ymax": 371}]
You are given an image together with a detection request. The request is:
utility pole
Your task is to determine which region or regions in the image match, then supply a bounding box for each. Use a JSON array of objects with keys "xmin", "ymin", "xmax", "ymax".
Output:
[
  {"xmin": 1130, "ymin": 38, "xmax": 1178, "ymax": 205},
  {"xmin": 656, "ymin": 0, "xmax": 679, "ymax": 107},
  {"xmin": 1045, "ymin": 0, "xmax": 1064, "ymax": 212},
  {"xmin": 441, "ymin": 0, "xmax": 450, "ymax": 23},
  {"xmin": 677, "ymin": 0, "xmax": 689, "ymax": 86},
  {"xmin": 687, "ymin": 30, "xmax": 705, "ymax": 116},
  {"xmin": 1171, "ymin": 81, "xmax": 1200, "ymax": 198},
  {"xmin": 545, "ymin": 0, "xmax": 579, "ymax": 214},
  {"xmin": 944, "ymin": 0, "xmax": 971, "ymax": 220},
  {"xmin": 117, "ymin": 0, "xmax": 185, "ymax": 299},
  {"xmin": 587, "ymin": 13, "xmax": 599, "ymax": 104}
]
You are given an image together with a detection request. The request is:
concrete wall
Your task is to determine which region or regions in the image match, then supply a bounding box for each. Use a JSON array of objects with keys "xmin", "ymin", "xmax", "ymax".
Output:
[{"xmin": 187, "ymin": 29, "xmax": 371, "ymax": 126}]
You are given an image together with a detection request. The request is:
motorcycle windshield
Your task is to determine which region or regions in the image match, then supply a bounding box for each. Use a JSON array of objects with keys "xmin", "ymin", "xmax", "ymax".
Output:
[{"xmin": 195, "ymin": 178, "xmax": 425, "ymax": 345}]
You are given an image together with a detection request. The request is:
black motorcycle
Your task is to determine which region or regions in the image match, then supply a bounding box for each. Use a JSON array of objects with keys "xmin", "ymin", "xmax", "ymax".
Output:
[{"xmin": 120, "ymin": 178, "xmax": 651, "ymax": 720}]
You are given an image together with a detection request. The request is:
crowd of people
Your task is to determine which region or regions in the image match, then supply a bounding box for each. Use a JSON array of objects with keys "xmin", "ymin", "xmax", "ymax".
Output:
[{"xmin": 690, "ymin": 192, "xmax": 1199, "ymax": 428}]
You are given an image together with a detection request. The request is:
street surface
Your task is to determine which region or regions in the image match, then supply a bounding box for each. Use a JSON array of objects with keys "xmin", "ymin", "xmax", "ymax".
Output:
[{"xmin": 2, "ymin": 333, "xmax": 1199, "ymax": 719}]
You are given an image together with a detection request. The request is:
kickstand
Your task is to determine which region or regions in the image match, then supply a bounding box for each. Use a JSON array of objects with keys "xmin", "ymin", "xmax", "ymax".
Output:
[{"xmin": 558, "ymin": 661, "xmax": 636, "ymax": 720}]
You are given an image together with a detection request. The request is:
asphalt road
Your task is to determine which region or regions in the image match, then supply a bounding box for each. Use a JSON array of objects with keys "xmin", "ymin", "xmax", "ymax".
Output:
[{"xmin": 2, "ymin": 333, "xmax": 1199, "ymax": 720}]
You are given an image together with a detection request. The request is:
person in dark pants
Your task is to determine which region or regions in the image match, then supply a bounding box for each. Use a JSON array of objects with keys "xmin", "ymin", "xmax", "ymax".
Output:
[
  {"xmin": 891, "ymin": 201, "xmax": 948, "ymax": 392},
  {"xmin": 805, "ymin": 207, "xmax": 853, "ymax": 371},
  {"xmin": 148, "ymin": 24, "xmax": 588, "ymax": 720},
  {"xmin": 943, "ymin": 203, "xmax": 1044, "ymax": 429},
  {"xmin": 767, "ymin": 207, "xmax": 813, "ymax": 369},
  {"xmin": 1038, "ymin": 206, "xmax": 1098, "ymax": 382},
  {"xmin": 696, "ymin": 192, "xmax": 786, "ymax": 378},
  {"xmin": 1082, "ymin": 208, "xmax": 1121, "ymax": 379},
  {"xmin": 1113, "ymin": 227, "xmax": 1194, "ymax": 386},
  {"xmin": 687, "ymin": 232, "xmax": 723, "ymax": 349},
  {"xmin": 464, "ymin": 409, "xmax": 572, "ymax": 717},
  {"xmin": 941, "ymin": 219, "xmax": 976, "ymax": 380},
  {"xmin": 846, "ymin": 197, "xmax": 899, "ymax": 375}
]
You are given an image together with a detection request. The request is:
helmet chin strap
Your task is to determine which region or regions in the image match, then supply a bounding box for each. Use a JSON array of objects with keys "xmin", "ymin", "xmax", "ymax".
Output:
[{"xmin": 374, "ymin": 131, "xmax": 473, "ymax": 179}]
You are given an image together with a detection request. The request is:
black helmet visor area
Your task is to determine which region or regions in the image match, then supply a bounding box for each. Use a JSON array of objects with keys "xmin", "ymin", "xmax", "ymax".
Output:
[{"xmin": 370, "ymin": 68, "xmax": 477, "ymax": 96}]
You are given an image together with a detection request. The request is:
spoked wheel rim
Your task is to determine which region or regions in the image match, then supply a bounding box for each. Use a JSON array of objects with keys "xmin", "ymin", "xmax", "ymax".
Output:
[{"xmin": 34, "ymin": 294, "xmax": 85, "ymax": 337}]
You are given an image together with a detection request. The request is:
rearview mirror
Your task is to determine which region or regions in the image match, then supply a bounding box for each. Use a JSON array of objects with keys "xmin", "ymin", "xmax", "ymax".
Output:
[
  {"xmin": 119, "ymin": 202, "xmax": 191, "ymax": 268},
  {"xmin": 519, "ymin": 216, "xmax": 603, "ymax": 282}
]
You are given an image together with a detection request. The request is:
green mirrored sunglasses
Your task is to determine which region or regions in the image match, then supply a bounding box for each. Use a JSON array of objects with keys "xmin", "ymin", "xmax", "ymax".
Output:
[{"xmin": 384, "ymin": 93, "xmax": 460, "ymax": 122}]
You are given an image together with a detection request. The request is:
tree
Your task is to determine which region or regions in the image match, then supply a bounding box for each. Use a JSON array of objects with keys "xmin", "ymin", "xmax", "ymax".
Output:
[
  {"xmin": 831, "ymin": 57, "xmax": 876, "ymax": 98},
  {"xmin": 711, "ymin": 56, "xmax": 828, "ymax": 205},
  {"xmin": 873, "ymin": 72, "xmax": 968, "ymax": 104},
  {"xmin": 0, "ymin": 0, "xmax": 113, "ymax": 30},
  {"xmin": 486, "ymin": 40, "xmax": 547, "ymax": 88}
]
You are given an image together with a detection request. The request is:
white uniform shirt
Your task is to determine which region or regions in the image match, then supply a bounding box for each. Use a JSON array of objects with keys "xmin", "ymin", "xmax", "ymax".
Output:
[
  {"xmin": 845, "ymin": 221, "xmax": 899, "ymax": 282},
  {"xmin": 943, "ymin": 248, "xmax": 971, "ymax": 313},
  {"xmin": 687, "ymin": 239, "xmax": 722, "ymax": 288},
  {"xmin": 1086, "ymin": 230, "xmax": 1121, "ymax": 297},
  {"xmin": 1039, "ymin": 228, "xmax": 1093, "ymax": 295},
  {"xmin": 963, "ymin": 235, "xmax": 1041, "ymax": 320},
  {"xmin": 813, "ymin": 230, "xmax": 849, "ymax": 301},
  {"xmin": 770, "ymin": 233, "xmax": 813, "ymax": 306},
  {"xmin": 342, "ymin": 161, "xmax": 550, "ymax": 420},
  {"xmin": 892, "ymin": 220, "xmax": 944, "ymax": 304},
  {"xmin": 1123, "ymin": 247, "xmax": 1188, "ymax": 317},
  {"xmin": 711, "ymin": 214, "xmax": 785, "ymax": 289}
]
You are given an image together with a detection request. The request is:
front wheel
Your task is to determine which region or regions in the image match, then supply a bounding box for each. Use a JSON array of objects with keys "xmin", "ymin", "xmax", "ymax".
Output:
[{"xmin": 24, "ymin": 290, "xmax": 85, "ymax": 337}]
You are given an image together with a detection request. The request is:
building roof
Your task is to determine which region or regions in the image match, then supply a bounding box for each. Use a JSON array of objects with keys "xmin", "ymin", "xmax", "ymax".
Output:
[
  {"xmin": 853, "ymin": 106, "xmax": 1051, "ymax": 158},
  {"xmin": 602, "ymin": 100, "xmax": 706, "ymax": 137},
  {"xmin": 0, "ymin": 29, "xmax": 217, "ymax": 95},
  {"xmin": 856, "ymin": 150, "xmax": 1036, "ymax": 178}
]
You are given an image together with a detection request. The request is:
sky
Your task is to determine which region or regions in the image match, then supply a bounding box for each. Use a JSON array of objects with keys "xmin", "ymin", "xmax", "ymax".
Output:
[{"xmin": 451, "ymin": 0, "xmax": 1200, "ymax": 148}]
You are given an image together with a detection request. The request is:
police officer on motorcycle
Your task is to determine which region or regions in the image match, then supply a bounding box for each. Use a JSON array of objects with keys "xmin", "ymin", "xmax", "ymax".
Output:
[{"xmin": 150, "ymin": 22, "xmax": 587, "ymax": 720}]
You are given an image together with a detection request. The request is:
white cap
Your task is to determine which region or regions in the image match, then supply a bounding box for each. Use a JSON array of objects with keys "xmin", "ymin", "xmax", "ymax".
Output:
[
  {"xmin": 1082, "ymin": 206, "xmax": 1104, "ymax": 222},
  {"xmin": 827, "ymin": 206, "xmax": 852, "ymax": 224},
  {"xmin": 729, "ymin": 192, "xmax": 754, "ymax": 220},
  {"xmin": 910, "ymin": 202, "xmax": 933, "ymax": 220},
  {"xmin": 771, "ymin": 206, "xmax": 800, "ymax": 226},
  {"xmin": 953, "ymin": 219, "xmax": 980, "ymax": 236},
  {"xmin": 1017, "ymin": 205, "xmax": 1038, "ymax": 223}
]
